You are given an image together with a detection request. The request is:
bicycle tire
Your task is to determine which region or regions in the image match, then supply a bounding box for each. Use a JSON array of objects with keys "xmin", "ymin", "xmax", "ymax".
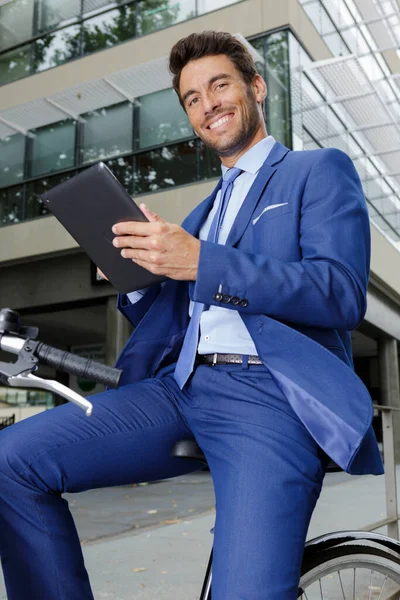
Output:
[{"xmin": 298, "ymin": 543, "xmax": 400, "ymax": 598}]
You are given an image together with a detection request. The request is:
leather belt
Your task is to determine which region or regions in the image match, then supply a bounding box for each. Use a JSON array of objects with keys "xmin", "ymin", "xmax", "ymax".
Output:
[{"xmin": 196, "ymin": 353, "xmax": 263, "ymax": 366}]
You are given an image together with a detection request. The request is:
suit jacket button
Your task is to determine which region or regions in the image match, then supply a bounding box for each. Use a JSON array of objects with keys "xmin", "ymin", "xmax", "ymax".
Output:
[
  {"xmin": 222, "ymin": 294, "xmax": 232, "ymax": 303},
  {"xmin": 213, "ymin": 292, "xmax": 223, "ymax": 302},
  {"xmin": 230, "ymin": 296, "xmax": 240, "ymax": 306},
  {"xmin": 239, "ymin": 298, "xmax": 248, "ymax": 307}
]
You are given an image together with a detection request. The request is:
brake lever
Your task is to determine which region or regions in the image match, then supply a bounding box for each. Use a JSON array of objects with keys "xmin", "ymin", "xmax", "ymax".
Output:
[{"xmin": 7, "ymin": 374, "xmax": 93, "ymax": 416}]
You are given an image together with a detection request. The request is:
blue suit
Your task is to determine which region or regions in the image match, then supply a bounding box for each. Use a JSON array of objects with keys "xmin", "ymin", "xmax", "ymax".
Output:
[
  {"xmin": 0, "ymin": 142, "xmax": 383, "ymax": 600},
  {"xmin": 116, "ymin": 141, "xmax": 383, "ymax": 476}
]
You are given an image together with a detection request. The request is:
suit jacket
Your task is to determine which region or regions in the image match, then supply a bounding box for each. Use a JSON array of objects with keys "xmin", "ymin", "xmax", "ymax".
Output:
[{"xmin": 115, "ymin": 141, "xmax": 384, "ymax": 476}]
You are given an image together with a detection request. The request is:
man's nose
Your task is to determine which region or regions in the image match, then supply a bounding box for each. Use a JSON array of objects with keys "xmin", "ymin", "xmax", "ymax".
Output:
[{"xmin": 203, "ymin": 92, "xmax": 221, "ymax": 115}]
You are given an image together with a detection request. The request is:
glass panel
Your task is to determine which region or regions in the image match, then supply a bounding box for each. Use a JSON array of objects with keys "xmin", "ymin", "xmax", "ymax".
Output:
[
  {"xmin": 0, "ymin": 185, "xmax": 24, "ymax": 226},
  {"xmin": 137, "ymin": 88, "xmax": 192, "ymax": 149},
  {"xmin": 82, "ymin": 5, "xmax": 136, "ymax": 54},
  {"xmin": 33, "ymin": 25, "xmax": 81, "ymax": 72},
  {"xmin": 36, "ymin": 0, "xmax": 81, "ymax": 34},
  {"xmin": 25, "ymin": 172, "xmax": 72, "ymax": 219},
  {"xmin": 0, "ymin": 44, "xmax": 32, "ymax": 85},
  {"xmin": 0, "ymin": 0, "xmax": 35, "ymax": 51},
  {"xmin": 323, "ymin": 31, "xmax": 349, "ymax": 56},
  {"xmin": 198, "ymin": 141, "xmax": 220, "ymax": 181},
  {"xmin": 104, "ymin": 155, "xmax": 134, "ymax": 193},
  {"xmin": 135, "ymin": 0, "xmax": 193, "ymax": 36},
  {"xmin": 29, "ymin": 120, "xmax": 76, "ymax": 177},
  {"xmin": 80, "ymin": 102, "xmax": 133, "ymax": 164},
  {"xmin": 301, "ymin": 0, "xmax": 336, "ymax": 35},
  {"xmin": 83, "ymin": 0, "xmax": 120, "ymax": 18},
  {"xmin": 0, "ymin": 134, "xmax": 25, "ymax": 188},
  {"xmin": 265, "ymin": 31, "xmax": 291, "ymax": 148},
  {"xmin": 197, "ymin": 0, "xmax": 239, "ymax": 15},
  {"xmin": 134, "ymin": 140, "xmax": 197, "ymax": 194},
  {"xmin": 249, "ymin": 36, "xmax": 266, "ymax": 76}
]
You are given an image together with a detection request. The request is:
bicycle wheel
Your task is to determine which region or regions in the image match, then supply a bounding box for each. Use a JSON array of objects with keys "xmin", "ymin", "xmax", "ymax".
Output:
[{"xmin": 298, "ymin": 544, "xmax": 400, "ymax": 599}]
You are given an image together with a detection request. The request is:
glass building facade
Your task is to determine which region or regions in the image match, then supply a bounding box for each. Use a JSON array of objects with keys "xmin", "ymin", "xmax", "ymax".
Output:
[
  {"xmin": 0, "ymin": 0, "xmax": 241, "ymax": 86},
  {"xmin": 291, "ymin": 0, "xmax": 400, "ymax": 247},
  {"xmin": 0, "ymin": 29, "xmax": 291, "ymax": 227}
]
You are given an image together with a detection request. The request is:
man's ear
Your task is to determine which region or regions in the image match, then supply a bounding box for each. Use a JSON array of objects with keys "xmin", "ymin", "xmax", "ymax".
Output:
[{"xmin": 253, "ymin": 74, "xmax": 267, "ymax": 104}]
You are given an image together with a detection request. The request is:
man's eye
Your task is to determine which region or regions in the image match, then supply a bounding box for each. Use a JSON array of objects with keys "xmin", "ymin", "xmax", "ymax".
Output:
[
  {"xmin": 216, "ymin": 83, "xmax": 227, "ymax": 90},
  {"xmin": 189, "ymin": 97, "xmax": 199, "ymax": 107}
]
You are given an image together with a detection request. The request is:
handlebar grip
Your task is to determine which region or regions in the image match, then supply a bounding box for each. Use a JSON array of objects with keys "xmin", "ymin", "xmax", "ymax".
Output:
[{"xmin": 35, "ymin": 343, "xmax": 122, "ymax": 388}]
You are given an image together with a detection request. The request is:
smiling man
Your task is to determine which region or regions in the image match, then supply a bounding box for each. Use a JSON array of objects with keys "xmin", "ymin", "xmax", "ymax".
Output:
[{"xmin": 0, "ymin": 31, "xmax": 382, "ymax": 600}]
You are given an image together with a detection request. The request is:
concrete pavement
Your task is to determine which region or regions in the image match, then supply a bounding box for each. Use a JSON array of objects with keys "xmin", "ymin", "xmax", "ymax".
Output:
[{"xmin": 0, "ymin": 468, "xmax": 397, "ymax": 599}]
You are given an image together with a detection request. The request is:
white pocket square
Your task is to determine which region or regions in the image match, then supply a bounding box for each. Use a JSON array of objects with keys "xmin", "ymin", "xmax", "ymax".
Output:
[{"xmin": 253, "ymin": 203, "xmax": 289, "ymax": 225}]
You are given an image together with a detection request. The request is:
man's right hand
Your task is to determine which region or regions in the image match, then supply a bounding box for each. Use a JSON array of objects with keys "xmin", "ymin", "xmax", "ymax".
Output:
[{"xmin": 97, "ymin": 268, "xmax": 109, "ymax": 281}]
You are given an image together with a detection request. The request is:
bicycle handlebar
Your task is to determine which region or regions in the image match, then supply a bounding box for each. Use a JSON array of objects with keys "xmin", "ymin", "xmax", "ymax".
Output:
[
  {"xmin": 35, "ymin": 343, "xmax": 122, "ymax": 389},
  {"xmin": 0, "ymin": 334, "xmax": 122, "ymax": 389},
  {"xmin": 0, "ymin": 308, "xmax": 124, "ymax": 415}
]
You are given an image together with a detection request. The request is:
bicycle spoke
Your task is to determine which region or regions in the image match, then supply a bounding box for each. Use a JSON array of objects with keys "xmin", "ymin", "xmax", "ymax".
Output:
[
  {"xmin": 368, "ymin": 569, "xmax": 373, "ymax": 600},
  {"xmin": 299, "ymin": 548, "xmax": 400, "ymax": 599},
  {"xmin": 376, "ymin": 574, "xmax": 388, "ymax": 600},
  {"xmin": 338, "ymin": 570, "xmax": 346, "ymax": 600}
]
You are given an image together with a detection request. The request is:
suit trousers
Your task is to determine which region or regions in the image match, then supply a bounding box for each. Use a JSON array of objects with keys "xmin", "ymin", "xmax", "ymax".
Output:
[{"xmin": 0, "ymin": 362, "xmax": 326, "ymax": 599}]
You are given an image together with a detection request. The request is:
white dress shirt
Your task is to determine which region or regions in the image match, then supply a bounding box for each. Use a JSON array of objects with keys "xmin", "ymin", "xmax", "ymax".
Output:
[{"xmin": 127, "ymin": 136, "xmax": 276, "ymax": 355}]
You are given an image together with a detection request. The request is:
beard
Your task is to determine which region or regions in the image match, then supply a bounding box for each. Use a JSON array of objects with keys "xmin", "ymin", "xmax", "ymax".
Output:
[{"xmin": 196, "ymin": 88, "xmax": 261, "ymax": 158}]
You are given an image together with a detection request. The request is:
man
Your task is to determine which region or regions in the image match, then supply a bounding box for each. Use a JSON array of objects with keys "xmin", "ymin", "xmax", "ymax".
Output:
[{"xmin": 0, "ymin": 31, "xmax": 383, "ymax": 599}]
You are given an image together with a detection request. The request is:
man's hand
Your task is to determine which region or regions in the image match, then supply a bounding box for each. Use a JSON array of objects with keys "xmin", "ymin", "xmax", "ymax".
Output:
[{"xmin": 112, "ymin": 204, "xmax": 200, "ymax": 281}]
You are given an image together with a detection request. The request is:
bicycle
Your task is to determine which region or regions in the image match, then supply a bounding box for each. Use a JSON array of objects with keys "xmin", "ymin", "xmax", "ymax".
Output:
[{"xmin": 1, "ymin": 307, "xmax": 400, "ymax": 599}]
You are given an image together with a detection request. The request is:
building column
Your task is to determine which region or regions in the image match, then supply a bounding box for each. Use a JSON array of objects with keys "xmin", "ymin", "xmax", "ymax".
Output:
[
  {"xmin": 379, "ymin": 337, "xmax": 400, "ymax": 459},
  {"xmin": 379, "ymin": 337, "xmax": 400, "ymax": 539},
  {"xmin": 105, "ymin": 295, "xmax": 133, "ymax": 367}
]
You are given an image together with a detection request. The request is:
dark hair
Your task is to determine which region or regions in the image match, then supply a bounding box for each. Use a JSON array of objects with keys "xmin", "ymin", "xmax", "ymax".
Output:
[{"xmin": 169, "ymin": 31, "xmax": 258, "ymax": 108}]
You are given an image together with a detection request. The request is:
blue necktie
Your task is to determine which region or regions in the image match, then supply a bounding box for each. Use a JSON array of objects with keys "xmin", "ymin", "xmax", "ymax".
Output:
[{"xmin": 174, "ymin": 167, "xmax": 242, "ymax": 389}]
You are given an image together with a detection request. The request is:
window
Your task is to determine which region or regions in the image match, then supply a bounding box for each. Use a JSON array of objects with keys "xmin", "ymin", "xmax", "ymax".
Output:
[
  {"xmin": 25, "ymin": 172, "xmax": 72, "ymax": 219},
  {"xmin": 250, "ymin": 31, "xmax": 292, "ymax": 148},
  {"xmin": 29, "ymin": 120, "xmax": 76, "ymax": 177},
  {"xmin": 0, "ymin": 44, "xmax": 31, "ymax": 86},
  {"xmin": 83, "ymin": 0, "xmax": 118, "ymax": 18},
  {"xmin": 137, "ymin": 88, "xmax": 192, "ymax": 149},
  {"xmin": 135, "ymin": 0, "xmax": 191, "ymax": 36},
  {"xmin": 82, "ymin": 5, "xmax": 136, "ymax": 54},
  {"xmin": 36, "ymin": 0, "xmax": 81, "ymax": 35},
  {"xmin": 104, "ymin": 155, "xmax": 134, "ymax": 193},
  {"xmin": 33, "ymin": 25, "xmax": 81, "ymax": 72},
  {"xmin": 80, "ymin": 102, "xmax": 133, "ymax": 164},
  {"xmin": 0, "ymin": 185, "xmax": 24, "ymax": 225},
  {"xmin": 197, "ymin": 0, "xmax": 239, "ymax": 15},
  {"xmin": 0, "ymin": 0, "xmax": 35, "ymax": 51},
  {"xmin": 0, "ymin": 134, "xmax": 26, "ymax": 188},
  {"xmin": 134, "ymin": 140, "xmax": 198, "ymax": 195}
]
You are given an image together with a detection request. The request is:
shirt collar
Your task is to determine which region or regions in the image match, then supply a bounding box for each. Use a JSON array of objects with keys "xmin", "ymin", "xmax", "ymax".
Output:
[{"xmin": 221, "ymin": 135, "xmax": 276, "ymax": 177}]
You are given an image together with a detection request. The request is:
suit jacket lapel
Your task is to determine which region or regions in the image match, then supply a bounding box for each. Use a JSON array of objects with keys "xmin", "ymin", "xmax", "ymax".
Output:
[{"xmin": 226, "ymin": 142, "xmax": 291, "ymax": 248}]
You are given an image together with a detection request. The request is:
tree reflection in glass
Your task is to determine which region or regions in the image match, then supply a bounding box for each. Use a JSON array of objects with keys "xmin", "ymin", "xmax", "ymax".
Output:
[
  {"xmin": 136, "ymin": 0, "xmax": 189, "ymax": 36},
  {"xmin": 33, "ymin": 25, "xmax": 81, "ymax": 71},
  {"xmin": 25, "ymin": 172, "xmax": 72, "ymax": 219},
  {"xmin": 134, "ymin": 140, "xmax": 197, "ymax": 195},
  {"xmin": 0, "ymin": 186, "xmax": 24, "ymax": 225},
  {"xmin": 0, "ymin": 45, "xmax": 32, "ymax": 85}
]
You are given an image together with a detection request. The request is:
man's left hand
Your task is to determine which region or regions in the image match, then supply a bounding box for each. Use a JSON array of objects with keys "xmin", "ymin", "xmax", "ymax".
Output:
[{"xmin": 112, "ymin": 204, "xmax": 200, "ymax": 281}]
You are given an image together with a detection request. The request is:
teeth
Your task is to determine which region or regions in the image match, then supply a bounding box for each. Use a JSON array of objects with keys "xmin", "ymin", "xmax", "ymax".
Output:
[{"xmin": 209, "ymin": 115, "xmax": 232, "ymax": 130}]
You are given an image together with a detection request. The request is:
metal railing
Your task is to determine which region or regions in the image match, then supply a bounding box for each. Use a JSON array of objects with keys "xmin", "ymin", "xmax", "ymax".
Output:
[{"xmin": 362, "ymin": 404, "xmax": 400, "ymax": 540}]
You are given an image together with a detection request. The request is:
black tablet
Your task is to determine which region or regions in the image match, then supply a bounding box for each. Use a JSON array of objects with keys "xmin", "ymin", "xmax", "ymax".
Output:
[{"xmin": 41, "ymin": 162, "xmax": 167, "ymax": 294}]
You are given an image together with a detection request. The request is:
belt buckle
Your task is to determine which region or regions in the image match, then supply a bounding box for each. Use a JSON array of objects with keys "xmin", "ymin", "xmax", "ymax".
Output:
[{"xmin": 212, "ymin": 353, "xmax": 218, "ymax": 366}]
